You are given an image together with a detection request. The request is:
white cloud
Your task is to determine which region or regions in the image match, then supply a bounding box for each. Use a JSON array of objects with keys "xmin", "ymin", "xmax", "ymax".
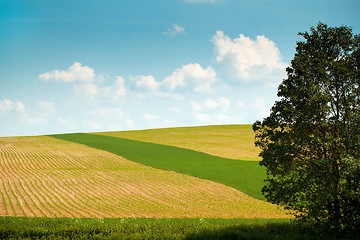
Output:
[
  {"xmin": 191, "ymin": 97, "xmax": 230, "ymax": 113},
  {"xmin": 194, "ymin": 112, "xmax": 239, "ymax": 124},
  {"xmin": 252, "ymin": 98, "xmax": 270, "ymax": 120},
  {"xmin": 204, "ymin": 97, "xmax": 230, "ymax": 112},
  {"xmin": 212, "ymin": 31, "xmax": 288, "ymax": 83},
  {"xmin": 113, "ymin": 76, "xmax": 126, "ymax": 98},
  {"xmin": 134, "ymin": 75, "xmax": 160, "ymax": 92},
  {"xmin": 164, "ymin": 24, "xmax": 185, "ymax": 36},
  {"xmin": 194, "ymin": 113, "xmax": 212, "ymax": 123},
  {"xmin": 162, "ymin": 63, "xmax": 217, "ymax": 93},
  {"xmin": 15, "ymin": 102, "xmax": 26, "ymax": 113},
  {"xmin": 57, "ymin": 117, "xmax": 78, "ymax": 131},
  {"xmin": 88, "ymin": 107, "xmax": 135, "ymax": 131},
  {"xmin": 0, "ymin": 99, "xmax": 26, "ymax": 113},
  {"xmin": 124, "ymin": 118, "xmax": 136, "ymax": 130},
  {"xmin": 39, "ymin": 62, "xmax": 96, "ymax": 82},
  {"xmin": 237, "ymin": 101, "xmax": 245, "ymax": 108},
  {"xmin": 191, "ymin": 101, "xmax": 203, "ymax": 112},
  {"xmin": 37, "ymin": 100, "xmax": 56, "ymax": 115},
  {"xmin": 20, "ymin": 100, "xmax": 57, "ymax": 125},
  {"xmin": 0, "ymin": 99, "xmax": 58, "ymax": 126},
  {"xmin": 141, "ymin": 114, "xmax": 159, "ymax": 122},
  {"xmin": 80, "ymin": 76, "xmax": 127, "ymax": 102},
  {"xmin": 73, "ymin": 83, "xmax": 98, "ymax": 100}
]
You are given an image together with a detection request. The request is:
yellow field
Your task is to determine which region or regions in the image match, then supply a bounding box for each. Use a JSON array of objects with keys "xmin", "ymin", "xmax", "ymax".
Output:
[
  {"xmin": 0, "ymin": 135, "xmax": 288, "ymax": 218},
  {"xmin": 97, "ymin": 125, "xmax": 261, "ymax": 161}
]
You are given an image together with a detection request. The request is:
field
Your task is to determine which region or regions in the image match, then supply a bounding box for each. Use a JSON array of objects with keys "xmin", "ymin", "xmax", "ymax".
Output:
[
  {"xmin": 51, "ymin": 132, "xmax": 265, "ymax": 199},
  {"xmin": 96, "ymin": 124, "xmax": 261, "ymax": 161},
  {"xmin": 0, "ymin": 217, "xmax": 337, "ymax": 240},
  {"xmin": 0, "ymin": 124, "xmax": 318, "ymax": 239},
  {"xmin": 0, "ymin": 132, "xmax": 288, "ymax": 218}
]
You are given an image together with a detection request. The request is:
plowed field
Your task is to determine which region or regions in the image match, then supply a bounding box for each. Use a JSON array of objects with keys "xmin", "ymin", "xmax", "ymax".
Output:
[{"xmin": 0, "ymin": 136, "xmax": 288, "ymax": 218}]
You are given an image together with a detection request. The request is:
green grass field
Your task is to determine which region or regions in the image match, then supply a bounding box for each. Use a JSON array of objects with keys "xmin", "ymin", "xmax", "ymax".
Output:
[
  {"xmin": 0, "ymin": 217, "xmax": 338, "ymax": 240},
  {"xmin": 51, "ymin": 131, "xmax": 266, "ymax": 200}
]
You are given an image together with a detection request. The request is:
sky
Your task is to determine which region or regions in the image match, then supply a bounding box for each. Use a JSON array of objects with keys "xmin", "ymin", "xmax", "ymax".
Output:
[{"xmin": 1, "ymin": 0, "xmax": 359, "ymax": 137}]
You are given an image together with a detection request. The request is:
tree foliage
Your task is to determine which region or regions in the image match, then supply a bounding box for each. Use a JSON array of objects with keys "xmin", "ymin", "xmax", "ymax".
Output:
[{"xmin": 253, "ymin": 22, "xmax": 360, "ymax": 232}]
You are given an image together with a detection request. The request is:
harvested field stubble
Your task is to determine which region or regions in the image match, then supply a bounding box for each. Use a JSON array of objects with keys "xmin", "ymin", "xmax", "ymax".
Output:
[{"xmin": 0, "ymin": 136, "xmax": 289, "ymax": 218}]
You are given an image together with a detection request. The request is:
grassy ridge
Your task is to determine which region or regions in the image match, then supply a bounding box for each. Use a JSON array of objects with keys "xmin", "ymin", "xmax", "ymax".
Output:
[
  {"xmin": 51, "ymin": 133, "xmax": 266, "ymax": 200},
  {"xmin": 97, "ymin": 124, "xmax": 261, "ymax": 161},
  {"xmin": 0, "ymin": 217, "xmax": 337, "ymax": 240}
]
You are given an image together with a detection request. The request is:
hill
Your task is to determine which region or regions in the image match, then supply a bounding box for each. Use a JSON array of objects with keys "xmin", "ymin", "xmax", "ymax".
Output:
[
  {"xmin": 0, "ymin": 125, "xmax": 289, "ymax": 218},
  {"xmin": 96, "ymin": 125, "xmax": 261, "ymax": 161}
]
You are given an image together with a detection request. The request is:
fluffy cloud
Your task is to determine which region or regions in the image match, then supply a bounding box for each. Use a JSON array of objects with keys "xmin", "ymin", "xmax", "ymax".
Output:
[
  {"xmin": 112, "ymin": 76, "xmax": 127, "ymax": 98},
  {"xmin": 57, "ymin": 117, "xmax": 78, "ymax": 131},
  {"xmin": 212, "ymin": 31, "xmax": 288, "ymax": 83},
  {"xmin": 0, "ymin": 99, "xmax": 25, "ymax": 113},
  {"xmin": 37, "ymin": 100, "xmax": 56, "ymax": 115},
  {"xmin": 191, "ymin": 101, "xmax": 203, "ymax": 112},
  {"xmin": 73, "ymin": 83, "xmax": 98, "ymax": 100},
  {"xmin": 194, "ymin": 113, "xmax": 238, "ymax": 124},
  {"xmin": 39, "ymin": 62, "xmax": 96, "ymax": 82},
  {"xmin": 162, "ymin": 63, "xmax": 217, "ymax": 93},
  {"xmin": 191, "ymin": 97, "xmax": 237, "ymax": 124},
  {"xmin": 164, "ymin": 24, "xmax": 185, "ymax": 36},
  {"xmin": 134, "ymin": 75, "xmax": 160, "ymax": 92},
  {"xmin": 131, "ymin": 63, "xmax": 216, "ymax": 96},
  {"xmin": 89, "ymin": 107, "xmax": 135, "ymax": 131},
  {"xmin": 16, "ymin": 100, "xmax": 57, "ymax": 125},
  {"xmin": 194, "ymin": 113, "xmax": 212, "ymax": 122},
  {"xmin": 204, "ymin": 97, "xmax": 230, "ymax": 111},
  {"xmin": 191, "ymin": 97, "xmax": 230, "ymax": 112},
  {"xmin": 73, "ymin": 76, "xmax": 127, "ymax": 102}
]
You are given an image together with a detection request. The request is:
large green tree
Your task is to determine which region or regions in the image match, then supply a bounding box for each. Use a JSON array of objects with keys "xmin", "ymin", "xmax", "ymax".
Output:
[{"xmin": 253, "ymin": 22, "xmax": 360, "ymax": 231}]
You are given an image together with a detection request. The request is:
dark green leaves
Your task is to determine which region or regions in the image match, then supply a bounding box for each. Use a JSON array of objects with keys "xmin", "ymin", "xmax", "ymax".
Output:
[{"xmin": 254, "ymin": 22, "xmax": 360, "ymax": 232}]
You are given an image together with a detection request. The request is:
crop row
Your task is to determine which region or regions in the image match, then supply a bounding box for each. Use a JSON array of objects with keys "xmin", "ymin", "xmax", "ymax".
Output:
[{"xmin": 0, "ymin": 136, "xmax": 288, "ymax": 218}]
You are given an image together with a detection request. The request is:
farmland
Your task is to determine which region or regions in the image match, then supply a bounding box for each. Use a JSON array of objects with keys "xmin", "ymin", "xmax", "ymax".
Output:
[
  {"xmin": 52, "ymin": 132, "xmax": 265, "ymax": 199},
  {"xmin": 0, "ymin": 132, "xmax": 288, "ymax": 218},
  {"xmin": 97, "ymin": 124, "xmax": 261, "ymax": 161}
]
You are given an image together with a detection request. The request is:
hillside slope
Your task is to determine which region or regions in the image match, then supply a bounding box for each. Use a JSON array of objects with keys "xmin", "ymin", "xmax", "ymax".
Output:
[
  {"xmin": 96, "ymin": 125, "xmax": 261, "ymax": 161},
  {"xmin": 0, "ymin": 136, "xmax": 288, "ymax": 218},
  {"xmin": 51, "ymin": 133, "xmax": 265, "ymax": 200}
]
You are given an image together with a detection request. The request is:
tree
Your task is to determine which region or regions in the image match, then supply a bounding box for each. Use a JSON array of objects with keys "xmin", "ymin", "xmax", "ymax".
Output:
[{"xmin": 253, "ymin": 22, "xmax": 360, "ymax": 232}]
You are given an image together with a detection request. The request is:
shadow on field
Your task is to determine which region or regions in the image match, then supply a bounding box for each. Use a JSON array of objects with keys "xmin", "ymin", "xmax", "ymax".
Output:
[{"xmin": 184, "ymin": 222, "xmax": 338, "ymax": 240}]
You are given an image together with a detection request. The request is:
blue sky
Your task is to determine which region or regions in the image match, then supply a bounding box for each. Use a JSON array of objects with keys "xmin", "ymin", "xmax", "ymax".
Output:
[{"xmin": 1, "ymin": 0, "xmax": 359, "ymax": 136}]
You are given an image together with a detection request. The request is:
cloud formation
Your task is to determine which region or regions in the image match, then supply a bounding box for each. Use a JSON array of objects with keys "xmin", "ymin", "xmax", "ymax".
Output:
[
  {"xmin": 164, "ymin": 24, "xmax": 185, "ymax": 36},
  {"xmin": 39, "ymin": 62, "xmax": 96, "ymax": 82},
  {"xmin": 134, "ymin": 75, "xmax": 160, "ymax": 92},
  {"xmin": 212, "ymin": 31, "xmax": 288, "ymax": 83},
  {"xmin": 162, "ymin": 63, "xmax": 217, "ymax": 93},
  {"xmin": 73, "ymin": 83, "xmax": 98, "ymax": 101},
  {"xmin": 191, "ymin": 97, "xmax": 230, "ymax": 112},
  {"xmin": 37, "ymin": 100, "xmax": 57, "ymax": 115},
  {"xmin": 0, "ymin": 99, "xmax": 25, "ymax": 113}
]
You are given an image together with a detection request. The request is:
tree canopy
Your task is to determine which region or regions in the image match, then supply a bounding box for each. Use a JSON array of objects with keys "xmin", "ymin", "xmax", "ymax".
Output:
[{"xmin": 253, "ymin": 22, "xmax": 360, "ymax": 232}]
